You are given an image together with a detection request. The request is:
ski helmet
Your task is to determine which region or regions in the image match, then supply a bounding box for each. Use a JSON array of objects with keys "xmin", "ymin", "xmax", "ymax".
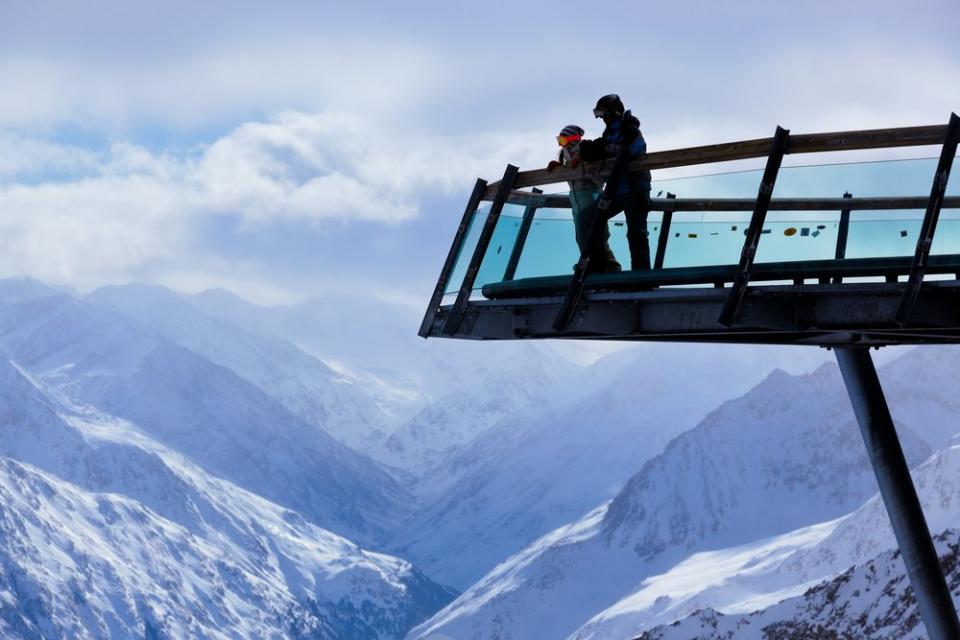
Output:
[
  {"xmin": 593, "ymin": 94, "xmax": 625, "ymax": 119},
  {"xmin": 556, "ymin": 124, "xmax": 584, "ymax": 147}
]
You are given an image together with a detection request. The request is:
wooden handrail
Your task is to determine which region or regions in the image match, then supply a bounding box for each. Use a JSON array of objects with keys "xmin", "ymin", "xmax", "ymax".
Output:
[{"xmin": 482, "ymin": 123, "xmax": 950, "ymax": 200}]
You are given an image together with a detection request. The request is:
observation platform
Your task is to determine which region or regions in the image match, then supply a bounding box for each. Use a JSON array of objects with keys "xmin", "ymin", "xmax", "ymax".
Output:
[
  {"xmin": 420, "ymin": 115, "xmax": 960, "ymax": 638},
  {"xmin": 420, "ymin": 118, "xmax": 960, "ymax": 347}
]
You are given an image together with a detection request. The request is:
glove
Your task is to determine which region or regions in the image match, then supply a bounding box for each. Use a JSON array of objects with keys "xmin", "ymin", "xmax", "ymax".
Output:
[{"xmin": 546, "ymin": 160, "xmax": 562, "ymax": 172}]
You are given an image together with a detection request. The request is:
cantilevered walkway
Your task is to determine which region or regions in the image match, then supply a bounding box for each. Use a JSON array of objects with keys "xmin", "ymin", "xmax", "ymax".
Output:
[{"xmin": 420, "ymin": 114, "xmax": 960, "ymax": 639}]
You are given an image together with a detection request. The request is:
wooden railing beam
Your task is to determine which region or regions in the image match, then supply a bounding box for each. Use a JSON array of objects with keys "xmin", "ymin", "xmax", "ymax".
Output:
[{"xmin": 484, "ymin": 123, "xmax": 950, "ymax": 200}]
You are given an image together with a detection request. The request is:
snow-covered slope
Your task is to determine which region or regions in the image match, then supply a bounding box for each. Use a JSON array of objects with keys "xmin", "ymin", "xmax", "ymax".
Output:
[
  {"xmin": 0, "ymin": 276, "xmax": 63, "ymax": 303},
  {"xmin": 89, "ymin": 283, "xmax": 393, "ymax": 452},
  {"xmin": 185, "ymin": 287, "xmax": 598, "ymax": 421},
  {"xmin": 573, "ymin": 437, "xmax": 960, "ymax": 639},
  {"xmin": 633, "ymin": 524, "xmax": 957, "ymax": 640},
  {"xmin": 391, "ymin": 345, "xmax": 839, "ymax": 591},
  {"xmin": 0, "ymin": 293, "xmax": 411, "ymax": 545},
  {"xmin": 409, "ymin": 358, "xmax": 938, "ymax": 639},
  {"xmin": 0, "ymin": 357, "xmax": 454, "ymax": 639},
  {"xmin": 374, "ymin": 343, "xmax": 578, "ymax": 477}
]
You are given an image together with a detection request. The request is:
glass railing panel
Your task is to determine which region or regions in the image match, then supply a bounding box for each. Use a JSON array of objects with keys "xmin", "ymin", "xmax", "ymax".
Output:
[
  {"xmin": 931, "ymin": 209, "xmax": 960, "ymax": 256},
  {"xmin": 658, "ymin": 212, "xmax": 748, "ymax": 268},
  {"xmin": 473, "ymin": 204, "xmax": 526, "ymax": 290},
  {"xmin": 442, "ymin": 203, "xmax": 529, "ymax": 294},
  {"xmin": 843, "ymin": 212, "xmax": 924, "ymax": 259},
  {"xmin": 748, "ymin": 213, "xmax": 840, "ymax": 264},
  {"xmin": 469, "ymin": 156, "xmax": 960, "ymax": 288},
  {"xmin": 652, "ymin": 169, "xmax": 763, "ymax": 200},
  {"xmin": 774, "ymin": 157, "xmax": 942, "ymax": 198},
  {"xmin": 443, "ymin": 205, "xmax": 486, "ymax": 295},
  {"xmin": 512, "ymin": 208, "xmax": 580, "ymax": 280}
]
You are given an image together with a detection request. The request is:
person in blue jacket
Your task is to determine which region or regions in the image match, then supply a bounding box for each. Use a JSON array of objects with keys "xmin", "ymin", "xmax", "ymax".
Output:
[{"xmin": 579, "ymin": 94, "xmax": 652, "ymax": 271}]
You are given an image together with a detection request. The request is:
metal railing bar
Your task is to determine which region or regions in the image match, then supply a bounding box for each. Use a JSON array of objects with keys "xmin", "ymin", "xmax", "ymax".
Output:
[
  {"xmin": 830, "ymin": 192, "xmax": 854, "ymax": 284},
  {"xmin": 719, "ymin": 126, "xmax": 791, "ymax": 326},
  {"xmin": 654, "ymin": 193, "xmax": 675, "ymax": 270},
  {"xmin": 502, "ymin": 188, "xmax": 542, "ymax": 282},
  {"xmin": 505, "ymin": 192, "xmax": 960, "ymax": 212},
  {"xmin": 896, "ymin": 112, "xmax": 960, "ymax": 326}
]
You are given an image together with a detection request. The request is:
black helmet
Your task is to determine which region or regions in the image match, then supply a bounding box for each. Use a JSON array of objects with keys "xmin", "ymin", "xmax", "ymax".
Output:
[{"xmin": 593, "ymin": 94, "xmax": 625, "ymax": 118}]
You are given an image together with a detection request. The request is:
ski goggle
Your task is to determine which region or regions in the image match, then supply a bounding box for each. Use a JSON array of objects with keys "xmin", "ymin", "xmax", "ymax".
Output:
[
  {"xmin": 556, "ymin": 134, "xmax": 582, "ymax": 146},
  {"xmin": 593, "ymin": 108, "xmax": 606, "ymax": 118}
]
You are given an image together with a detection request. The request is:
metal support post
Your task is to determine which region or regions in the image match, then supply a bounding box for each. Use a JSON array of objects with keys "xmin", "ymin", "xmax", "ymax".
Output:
[
  {"xmin": 719, "ymin": 126, "xmax": 791, "ymax": 326},
  {"xmin": 896, "ymin": 112, "xmax": 960, "ymax": 326},
  {"xmin": 418, "ymin": 178, "xmax": 488, "ymax": 337},
  {"xmin": 826, "ymin": 192, "xmax": 853, "ymax": 284},
  {"xmin": 502, "ymin": 188, "xmax": 542, "ymax": 281},
  {"xmin": 835, "ymin": 347, "xmax": 960, "ymax": 640},
  {"xmin": 654, "ymin": 192, "xmax": 676, "ymax": 269},
  {"xmin": 442, "ymin": 165, "xmax": 519, "ymax": 336}
]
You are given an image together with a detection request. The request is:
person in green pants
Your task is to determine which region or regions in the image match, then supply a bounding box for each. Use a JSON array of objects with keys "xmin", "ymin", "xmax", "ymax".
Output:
[{"xmin": 547, "ymin": 124, "xmax": 622, "ymax": 273}]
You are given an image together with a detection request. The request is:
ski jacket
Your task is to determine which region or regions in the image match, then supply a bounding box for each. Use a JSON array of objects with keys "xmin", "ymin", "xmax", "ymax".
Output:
[
  {"xmin": 558, "ymin": 141, "xmax": 602, "ymax": 192},
  {"xmin": 580, "ymin": 112, "xmax": 651, "ymax": 195}
]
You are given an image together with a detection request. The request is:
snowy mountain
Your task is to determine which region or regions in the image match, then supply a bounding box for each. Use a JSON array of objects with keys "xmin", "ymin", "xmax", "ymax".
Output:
[
  {"xmin": 0, "ymin": 276, "xmax": 65, "ymax": 303},
  {"xmin": 633, "ymin": 525, "xmax": 957, "ymax": 640},
  {"xmin": 390, "ymin": 344, "xmax": 835, "ymax": 590},
  {"xmin": 374, "ymin": 343, "xmax": 578, "ymax": 477},
  {"xmin": 89, "ymin": 283, "xmax": 393, "ymax": 452},
  {"xmin": 5, "ymin": 276, "xmax": 957, "ymax": 639},
  {"xmin": 628, "ymin": 440, "xmax": 960, "ymax": 640},
  {"xmin": 184, "ymin": 287, "xmax": 596, "ymax": 421},
  {"xmin": 0, "ymin": 292, "xmax": 411, "ymax": 546},
  {"xmin": 0, "ymin": 357, "xmax": 454, "ymax": 639},
  {"xmin": 409, "ymin": 354, "xmax": 942, "ymax": 639}
]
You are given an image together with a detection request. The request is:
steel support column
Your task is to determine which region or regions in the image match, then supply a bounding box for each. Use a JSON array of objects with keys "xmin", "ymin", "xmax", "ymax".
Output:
[{"xmin": 835, "ymin": 347, "xmax": 960, "ymax": 640}]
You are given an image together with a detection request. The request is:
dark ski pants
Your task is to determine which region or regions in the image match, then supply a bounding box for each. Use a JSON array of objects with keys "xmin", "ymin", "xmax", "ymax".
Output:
[{"xmin": 608, "ymin": 191, "xmax": 651, "ymax": 271}]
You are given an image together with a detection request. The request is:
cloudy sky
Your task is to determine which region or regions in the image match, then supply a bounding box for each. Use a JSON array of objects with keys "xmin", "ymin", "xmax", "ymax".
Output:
[{"xmin": 1, "ymin": 0, "xmax": 958, "ymax": 308}]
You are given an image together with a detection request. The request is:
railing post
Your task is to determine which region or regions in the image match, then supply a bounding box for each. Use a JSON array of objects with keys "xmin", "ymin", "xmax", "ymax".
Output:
[
  {"xmin": 502, "ymin": 188, "xmax": 543, "ymax": 282},
  {"xmin": 418, "ymin": 179, "xmax": 488, "ymax": 337},
  {"xmin": 835, "ymin": 347, "xmax": 960, "ymax": 640},
  {"xmin": 654, "ymin": 192, "xmax": 675, "ymax": 269},
  {"xmin": 441, "ymin": 165, "xmax": 519, "ymax": 336},
  {"xmin": 896, "ymin": 112, "xmax": 960, "ymax": 326},
  {"xmin": 719, "ymin": 126, "xmax": 791, "ymax": 326},
  {"xmin": 829, "ymin": 191, "xmax": 853, "ymax": 284}
]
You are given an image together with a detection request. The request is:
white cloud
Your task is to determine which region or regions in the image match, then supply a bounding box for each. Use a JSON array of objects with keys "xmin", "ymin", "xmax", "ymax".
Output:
[
  {"xmin": 0, "ymin": 132, "xmax": 100, "ymax": 179},
  {"xmin": 0, "ymin": 110, "xmax": 550, "ymax": 292},
  {"xmin": 0, "ymin": 175, "xmax": 190, "ymax": 286},
  {"xmin": 0, "ymin": 38, "xmax": 447, "ymax": 132}
]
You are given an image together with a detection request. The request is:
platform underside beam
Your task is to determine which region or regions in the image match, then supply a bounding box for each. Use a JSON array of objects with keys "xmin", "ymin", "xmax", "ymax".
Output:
[{"xmin": 424, "ymin": 281, "xmax": 960, "ymax": 347}]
